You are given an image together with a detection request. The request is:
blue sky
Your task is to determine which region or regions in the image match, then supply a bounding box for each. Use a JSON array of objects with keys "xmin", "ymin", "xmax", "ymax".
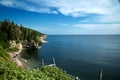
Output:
[{"xmin": 0, "ymin": 0, "xmax": 120, "ymax": 35}]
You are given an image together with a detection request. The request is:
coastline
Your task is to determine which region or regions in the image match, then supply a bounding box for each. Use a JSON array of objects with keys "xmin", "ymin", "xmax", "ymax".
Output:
[
  {"xmin": 9, "ymin": 36, "xmax": 48, "ymax": 69},
  {"xmin": 8, "ymin": 43, "xmax": 80, "ymax": 80},
  {"xmin": 8, "ymin": 43, "xmax": 28, "ymax": 69}
]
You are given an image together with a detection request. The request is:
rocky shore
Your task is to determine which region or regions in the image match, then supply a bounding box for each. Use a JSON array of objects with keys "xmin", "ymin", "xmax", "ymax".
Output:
[
  {"xmin": 9, "ymin": 43, "xmax": 28, "ymax": 69},
  {"xmin": 8, "ymin": 35, "xmax": 47, "ymax": 69}
]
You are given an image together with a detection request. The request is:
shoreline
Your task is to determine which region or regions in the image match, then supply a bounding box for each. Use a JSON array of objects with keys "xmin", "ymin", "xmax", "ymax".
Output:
[
  {"xmin": 9, "ymin": 43, "xmax": 28, "ymax": 69},
  {"xmin": 8, "ymin": 43, "xmax": 80, "ymax": 80}
]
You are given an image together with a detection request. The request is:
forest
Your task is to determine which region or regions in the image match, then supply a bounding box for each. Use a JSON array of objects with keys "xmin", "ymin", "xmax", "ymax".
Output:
[{"xmin": 0, "ymin": 19, "xmax": 44, "ymax": 49}]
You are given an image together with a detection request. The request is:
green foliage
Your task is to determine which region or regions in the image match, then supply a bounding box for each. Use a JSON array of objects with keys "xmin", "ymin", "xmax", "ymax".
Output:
[
  {"xmin": 40, "ymin": 66, "xmax": 73, "ymax": 80},
  {"xmin": 0, "ymin": 41, "xmax": 9, "ymax": 49},
  {"xmin": 35, "ymin": 35, "xmax": 42, "ymax": 42},
  {"xmin": 0, "ymin": 48, "xmax": 9, "ymax": 59},
  {"xmin": 0, "ymin": 19, "xmax": 44, "ymax": 46},
  {"xmin": 6, "ymin": 47, "xmax": 19, "ymax": 52},
  {"xmin": 0, "ymin": 62, "xmax": 73, "ymax": 80}
]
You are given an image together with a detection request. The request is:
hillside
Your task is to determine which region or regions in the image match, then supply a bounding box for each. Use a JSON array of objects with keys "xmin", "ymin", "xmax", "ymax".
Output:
[
  {"xmin": 0, "ymin": 19, "xmax": 45, "ymax": 49},
  {"xmin": 0, "ymin": 19, "xmax": 75, "ymax": 80}
]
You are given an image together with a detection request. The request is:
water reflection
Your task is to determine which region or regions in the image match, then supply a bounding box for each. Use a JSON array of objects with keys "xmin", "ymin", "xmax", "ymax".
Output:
[{"xmin": 20, "ymin": 48, "xmax": 41, "ymax": 69}]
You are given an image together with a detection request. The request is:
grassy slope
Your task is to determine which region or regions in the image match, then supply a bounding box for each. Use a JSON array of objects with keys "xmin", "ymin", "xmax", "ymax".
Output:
[
  {"xmin": 0, "ymin": 62, "xmax": 73, "ymax": 80},
  {"xmin": 0, "ymin": 48, "xmax": 11, "ymax": 62},
  {"xmin": 0, "ymin": 48, "xmax": 73, "ymax": 80}
]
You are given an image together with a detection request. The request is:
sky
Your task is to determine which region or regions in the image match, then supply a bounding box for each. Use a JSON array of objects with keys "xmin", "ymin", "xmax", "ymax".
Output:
[{"xmin": 0, "ymin": 0, "xmax": 120, "ymax": 35}]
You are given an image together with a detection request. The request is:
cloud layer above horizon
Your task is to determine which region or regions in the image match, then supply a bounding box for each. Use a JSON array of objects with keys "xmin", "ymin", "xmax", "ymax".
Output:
[
  {"xmin": 0, "ymin": 0, "xmax": 120, "ymax": 20},
  {"xmin": 0, "ymin": 0, "xmax": 120, "ymax": 34}
]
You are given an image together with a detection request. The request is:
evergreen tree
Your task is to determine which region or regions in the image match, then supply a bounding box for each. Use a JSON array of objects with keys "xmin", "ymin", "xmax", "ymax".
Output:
[{"xmin": 0, "ymin": 19, "xmax": 45, "ymax": 48}]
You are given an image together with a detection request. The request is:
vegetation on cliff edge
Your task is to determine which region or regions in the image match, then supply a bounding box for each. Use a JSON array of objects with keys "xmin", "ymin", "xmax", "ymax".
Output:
[
  {"xmin": 0, "ymin": 61, "xmax": 73, "ymax": 80},
  {"xmin": 0, "ymin": 19, "xmax": 74, "ymax": 80},
  {"xmin": 0, "ymin": 19, "xmax": 45, "ymax": 49}
]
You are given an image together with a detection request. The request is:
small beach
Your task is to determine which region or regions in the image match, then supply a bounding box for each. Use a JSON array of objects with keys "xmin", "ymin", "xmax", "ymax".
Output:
[{"xmin": 9, "ymin": 43, "xmax": 28, "ymax": 68}]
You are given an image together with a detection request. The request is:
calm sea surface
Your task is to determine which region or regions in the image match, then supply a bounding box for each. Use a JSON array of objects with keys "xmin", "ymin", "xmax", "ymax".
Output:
[{"xmin": 21, "ymin": 35, "xmax": 120, "ymax": 80}]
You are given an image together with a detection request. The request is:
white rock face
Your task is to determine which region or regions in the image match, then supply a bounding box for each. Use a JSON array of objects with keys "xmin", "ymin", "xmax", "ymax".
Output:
[{"xmin": 9, "ymin": 40, "xmax": 16, "ymax": 48}]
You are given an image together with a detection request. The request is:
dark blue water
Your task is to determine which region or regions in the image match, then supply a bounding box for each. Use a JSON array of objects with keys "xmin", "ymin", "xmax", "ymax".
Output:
[{"xmin": 21, "ymin": 35, "xmax": 120, "ymax": 80}]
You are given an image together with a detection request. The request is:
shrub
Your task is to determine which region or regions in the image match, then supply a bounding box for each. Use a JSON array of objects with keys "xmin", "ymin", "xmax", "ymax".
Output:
[{"xmin": 0, "ymin": 62, "xmax": 73, "ymax": 80}]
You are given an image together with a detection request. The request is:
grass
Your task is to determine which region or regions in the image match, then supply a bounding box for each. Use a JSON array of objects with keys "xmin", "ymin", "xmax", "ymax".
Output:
[{"xmin": 0, "ymin": 48, "xmax": 10, "ymax": 62}]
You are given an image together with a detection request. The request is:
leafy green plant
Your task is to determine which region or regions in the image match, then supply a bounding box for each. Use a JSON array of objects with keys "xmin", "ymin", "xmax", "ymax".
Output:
[
  {"xmin": 6, "ymin": 47, "xmax": 19, "ymax": 52},
  {"xmin": 0, "ymin": 48, "xmax": 10, "ymax": 61},
  {"xmin": 0, "ymin": 41, "xmax": 9, "ymax": 49},
  {"xmin": 0, "ymin": 62, "xmax": 74, "ymax": 80}
]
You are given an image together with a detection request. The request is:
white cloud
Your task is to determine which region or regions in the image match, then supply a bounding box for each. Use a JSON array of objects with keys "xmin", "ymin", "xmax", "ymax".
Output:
[
  {"xmin": 73, "ymin": 23, "xmax": 120, "ymax": 30},
  {"xmin": 0, "ymin": 0, "xmax": 58, "ymax": 14},
  {"xmin": 57, "ymin": 23, "xmax": 70, "ymax": 27},
  {"xmin": 58, "ymin": 22, "xmax": 120, "ymax": 34},
  {"xmin": 94, "ymin": 14, "xmax": 120, "ymax": 23},
  {"xmin": 0, "ymin": 0, "xmax": 120, "ymax": 23},
  {"xmin": 0, "ymin": 0, "xmax": 13, "ymax": 7}
]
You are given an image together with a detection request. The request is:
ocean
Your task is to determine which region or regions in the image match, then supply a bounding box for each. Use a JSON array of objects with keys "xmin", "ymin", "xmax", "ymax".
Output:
[{"xmin": 20, "ymin": 35, "xmax": 120, "ymax": 80}]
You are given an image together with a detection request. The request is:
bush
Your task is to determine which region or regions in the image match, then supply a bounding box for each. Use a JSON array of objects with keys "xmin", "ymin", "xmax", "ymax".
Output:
[
  {"xmin": 40, "ymin": 66, "xmax": 73, "ymax": 80},
  {"xmin": 0, "ymin": 41, "xmax": 9, "ymax": 49},
  {"xmin": 0, "ymin": 62, "xmax": 73, "ymax": 80},
  {"xmin": 0, "ymin": 48, "xmax": 10, "ymax": 60},
  {"xmin": 6, "ymin": 47, "xmax": 19, "ymax": 52}
]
